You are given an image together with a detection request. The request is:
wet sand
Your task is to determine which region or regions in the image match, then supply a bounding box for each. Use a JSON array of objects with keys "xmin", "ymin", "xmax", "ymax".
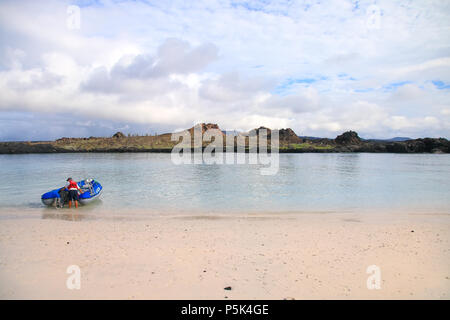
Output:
[{"xmin": 0, "ymin": 210, "xmax": 449, "ymax": 299}]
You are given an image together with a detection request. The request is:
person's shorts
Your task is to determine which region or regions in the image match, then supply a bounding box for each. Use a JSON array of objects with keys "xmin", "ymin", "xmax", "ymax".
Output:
[{"xmin": 68, "ymin": 190, "xmax": 79, "ymax": 201}]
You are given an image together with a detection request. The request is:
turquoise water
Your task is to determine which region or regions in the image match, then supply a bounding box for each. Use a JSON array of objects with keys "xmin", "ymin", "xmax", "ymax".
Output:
[{"xmin": 0, "ymin": 153, "xmax": 449, "ymax": 216}]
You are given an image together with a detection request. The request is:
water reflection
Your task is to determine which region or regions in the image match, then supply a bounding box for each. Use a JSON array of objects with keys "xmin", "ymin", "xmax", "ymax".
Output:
[
  {"xmin": 40, "ymin": 199, "xmax": 104, "ymax": 221},
  {"xmin": 41, "ymin": 211, "xmax": 91, "ymax": 221}
]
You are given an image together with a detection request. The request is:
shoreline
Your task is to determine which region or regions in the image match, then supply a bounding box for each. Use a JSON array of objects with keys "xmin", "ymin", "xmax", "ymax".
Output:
[
  {"xmin": 1, "ymin": 148, "xmax": 449, "ymax": 155},
  {"xmin": 1, "ymin": 206, "xmax": 450, "ymax": 222},
  {"xmin": 0, "ymin": 210, "xmax": 449, "ymax": 299}
]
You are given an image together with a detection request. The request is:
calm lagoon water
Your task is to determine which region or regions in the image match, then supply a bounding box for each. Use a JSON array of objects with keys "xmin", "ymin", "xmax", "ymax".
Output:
[{"xmin": 0, "ymin": 153, "xmax": 449, "ymax": 217}]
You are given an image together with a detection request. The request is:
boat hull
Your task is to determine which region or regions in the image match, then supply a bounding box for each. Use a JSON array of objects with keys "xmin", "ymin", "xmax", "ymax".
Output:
[
  {"xmin": 41, "ymin": 179, "xmax": 102, "ymax": 207},
  {"xmin": 79, "ymin": 189, "xmax": 102, "ymax": 205},
  {"xmin": 42, "ymin": 198, "xmax": 56, "ymax": 206}
]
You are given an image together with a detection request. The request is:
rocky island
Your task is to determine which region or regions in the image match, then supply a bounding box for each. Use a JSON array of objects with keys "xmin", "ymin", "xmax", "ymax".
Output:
[{"xmin": 0, "ymin": 123, "xmax": 449, "ymax": 154}]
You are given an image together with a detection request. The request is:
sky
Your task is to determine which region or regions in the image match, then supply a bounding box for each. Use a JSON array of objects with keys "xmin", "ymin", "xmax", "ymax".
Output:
[{"xmin": 0, "ymin": 0, "xmax": 449, "ymax": 141}]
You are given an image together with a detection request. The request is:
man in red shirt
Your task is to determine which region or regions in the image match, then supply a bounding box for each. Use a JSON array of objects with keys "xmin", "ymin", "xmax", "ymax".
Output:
[{"xmin": 61, "ymin": 178, "xmax": 84, "ymax": 209}]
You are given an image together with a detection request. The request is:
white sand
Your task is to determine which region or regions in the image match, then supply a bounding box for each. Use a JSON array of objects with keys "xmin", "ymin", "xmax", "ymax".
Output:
[{"xmin": 0, "ymin": 211, "xmax": 449, "ymax": 299}]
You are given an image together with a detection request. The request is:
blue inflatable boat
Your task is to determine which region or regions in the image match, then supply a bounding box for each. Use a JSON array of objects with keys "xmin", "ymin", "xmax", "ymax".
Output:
[{"xmin": 41, "ymin": 179, "xmax": 103, "ymax": 207}]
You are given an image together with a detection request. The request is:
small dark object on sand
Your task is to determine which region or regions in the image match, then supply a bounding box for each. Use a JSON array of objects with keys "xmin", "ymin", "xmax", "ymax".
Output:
[{"xmin": 224, "ymin": 286, "xmax": 232, "ymax": 290}]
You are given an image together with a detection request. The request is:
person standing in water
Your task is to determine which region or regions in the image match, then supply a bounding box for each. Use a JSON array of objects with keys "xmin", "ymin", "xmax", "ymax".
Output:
[{"xmin": 61, "ymin": 178, "xmax": 84, "ymax": 209}]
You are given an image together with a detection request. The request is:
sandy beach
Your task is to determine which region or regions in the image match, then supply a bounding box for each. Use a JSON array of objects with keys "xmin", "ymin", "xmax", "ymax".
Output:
[{"xmin": 0, "ymin": 210, "xmax": 449, "ymax": 300}]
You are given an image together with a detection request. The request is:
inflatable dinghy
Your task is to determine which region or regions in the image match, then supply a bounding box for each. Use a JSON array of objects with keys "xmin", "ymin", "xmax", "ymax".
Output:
[{"xmin": 41, "ymin": 179, "xmax": 103, "ymax": 207}]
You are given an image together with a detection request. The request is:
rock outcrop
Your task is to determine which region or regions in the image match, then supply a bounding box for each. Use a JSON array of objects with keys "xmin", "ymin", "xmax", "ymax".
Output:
[
  {"xmin": 188, "ymin": 123, "xmax": 223, "ymax": 136},
  {"xmin": 279, "ymin": 128, "xmax": 303, "ymax": 143},
  {"xmin": 0, "ymin": 125, "xmax": 448, "ymax": 154},
  {"xmin": 335, "ymin": 131, "xmax": 362, "ymax": 145},
  {"xmin": 250, "ymin": 127, "xmax": 302, "ymax": 144},
  {"xmin": 112, "ymin": 132, "xmax": 125, "ymax": 139}
]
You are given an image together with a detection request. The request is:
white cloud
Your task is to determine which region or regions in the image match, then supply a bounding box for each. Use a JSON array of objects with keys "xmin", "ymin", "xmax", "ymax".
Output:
[{"xmin": 0, "ymin": 0, "xmax": 449, "ymax": 140}]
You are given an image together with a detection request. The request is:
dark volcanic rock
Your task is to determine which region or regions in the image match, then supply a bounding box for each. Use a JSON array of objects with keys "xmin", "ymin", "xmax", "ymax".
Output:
[
  {"xmin": 278, "ymin": 128, "xmax": 303, "ymax": 144},
  {"xmin": 396, "ymin": 138, "xmax": 450, "ymax": 153},
  {"xmin": 0, "ymin": 126, "xmax": 449, "ymax": 154},
  {"xmin": 56, "ymin": 137, "xmax": 73, "ymax": 142},
  {"xmin": 405, "ymin": 140, "xmax": 426, "ymax": 153},
  {"xmin": 335, "ymin": 131, "xmax": 362, "ymax": 145},
  {"xmin": 279, "ymin": 128, "xmax": 296, "ymax": 137},
  {"xmin": 0, "ymin": 142, "xmax": 60, "ymax": 154},
  {"xmin": 250, "ymin": 127, "xmax": 302, "ymax": 143},
  {"xmin": 422, "ymin": 138, "xmax": 450, "ymax": 153},
  {"xmin": 112, "ymin": 132, "xmax": 125, "ymax": 139},
  {"xmin": 254, "ymin": 126, "xmax": 271, "ymax": 136},
  {"xmin": 188, "ymin": 123, "xmax": 223, "ymax": 136},
  {"xmin": 385, "ymin": 143, "xmax": 408, "ymax": 153}
]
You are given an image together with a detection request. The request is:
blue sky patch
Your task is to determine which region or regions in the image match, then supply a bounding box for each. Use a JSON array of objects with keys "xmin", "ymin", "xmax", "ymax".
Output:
[
  {"xmin": 272, "ymin": 77, "xmax": 320, "ymax": 94},
  {"xmin": 383, "ymin": 81, "xmax": 413, "ymax": 91},
  {"xmin": 354, "ymin": 88, "xmax": 375, "ymax": 93},
  {"xmin": 72, "ymin": 0, "xmax": 104, "ymax": 8},
  {"xmin": 432, "ymin": 80, "xmax": 450, "ymax": 90}
]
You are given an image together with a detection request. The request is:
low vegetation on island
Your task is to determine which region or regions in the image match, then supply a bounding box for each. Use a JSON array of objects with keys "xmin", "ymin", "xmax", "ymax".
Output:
[{"xmin": 0, "ymin": 123, "xmax": 449, "ymax": 154}]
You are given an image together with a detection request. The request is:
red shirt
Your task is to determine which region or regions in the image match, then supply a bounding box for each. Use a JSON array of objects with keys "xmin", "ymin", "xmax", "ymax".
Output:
[{"xmin": 66, "ymin": 180, "xmax": 79, "ymax": 191}]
